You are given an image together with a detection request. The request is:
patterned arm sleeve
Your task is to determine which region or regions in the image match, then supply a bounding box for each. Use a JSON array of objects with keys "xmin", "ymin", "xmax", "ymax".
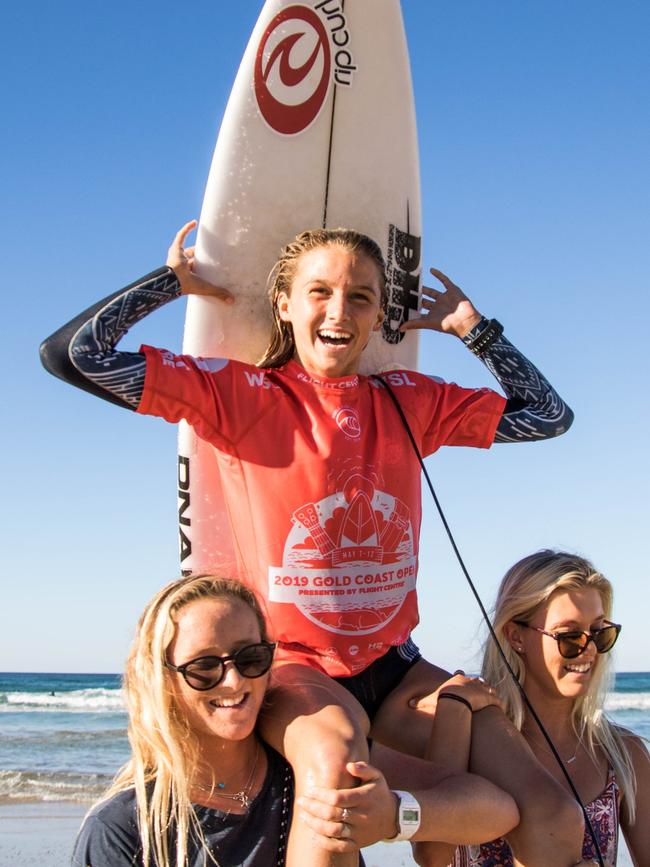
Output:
[
  {"xmin": 462, "ymin": 318, "xmax": 574, "ymax": 443},
  {"xmin": 40, "ymin": 267, "xmax": 181, "ymax": 410}
]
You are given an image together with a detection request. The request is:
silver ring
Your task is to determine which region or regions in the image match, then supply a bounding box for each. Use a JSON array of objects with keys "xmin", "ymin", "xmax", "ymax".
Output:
[
  {"xmin": 341, "ymin": 807, "xmax": 351, "ymax": 821},
  {"xmin": 453, "ymin": 669, "xmax": 465, "ymax": 676}
]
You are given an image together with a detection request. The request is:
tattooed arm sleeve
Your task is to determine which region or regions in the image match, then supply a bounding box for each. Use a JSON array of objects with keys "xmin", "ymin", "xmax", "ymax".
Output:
[
  {"xmin": 40, "ymin": 267, "xmax": 181, "ymax": 410},
  {"xmin": 462, "ymin": 319, "xmax": 574, "ymax": 443}
]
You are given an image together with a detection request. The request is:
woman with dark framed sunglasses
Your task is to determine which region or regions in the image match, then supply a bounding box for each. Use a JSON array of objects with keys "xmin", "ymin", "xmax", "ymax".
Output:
[
  {"xmin": 72, "ymin": 576, "xmax": 295, "ymax": 867},
  {"xmin": 165, "ymin": 641, "xmax": 277, "ymax": 690},
  {"xmin": 444, "ymin": 550, "xmax": 650, "ymax": 867},
  {"xmin": 72, "ymin": 574, "xmax": 520, "ymax": 867}
]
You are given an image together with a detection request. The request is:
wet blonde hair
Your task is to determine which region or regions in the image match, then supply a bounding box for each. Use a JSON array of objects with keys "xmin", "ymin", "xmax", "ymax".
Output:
[
  {"xmin": 258, "ymin": 228, "xmax": 387, "ymax": 369},
  {"xmin": 100, "ymin": 575, "xmax": 268, "ymax": 867},
  {"xmin": 482, "ymin": 550, "xmax": 638, "ymax": 821}
]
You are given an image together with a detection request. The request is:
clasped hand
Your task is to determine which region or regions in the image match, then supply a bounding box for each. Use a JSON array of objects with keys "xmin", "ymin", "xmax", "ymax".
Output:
[
  {"xmin": 409, "ymin": 672, "xmax": 504, "ymax": 715},
  {"xmin": 297, "ymin": 761, "xmax": 399, "ymax": 852}
]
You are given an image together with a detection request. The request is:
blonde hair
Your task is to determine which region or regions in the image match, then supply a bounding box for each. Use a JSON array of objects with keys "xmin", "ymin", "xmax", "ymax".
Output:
[
  {"xmin": 101, "ymin": 575, "xmax": 268, "ymax": 867},
  {"xmin": 482, "ymin": 550, "xmax": 638, "ymax": 821},
  {"xmin": 258, "ymin": 228, "xmax": 387, "ymax": 369}
]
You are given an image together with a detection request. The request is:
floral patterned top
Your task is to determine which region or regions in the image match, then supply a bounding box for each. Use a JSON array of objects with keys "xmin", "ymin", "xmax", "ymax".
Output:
[{"xmin": 453, "ymin": 769, "xmax": 619, "ymax": 866}]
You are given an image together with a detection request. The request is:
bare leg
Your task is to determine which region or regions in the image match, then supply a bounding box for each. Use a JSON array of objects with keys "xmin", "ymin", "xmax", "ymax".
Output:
[
  {"xmin": 372, "ymin": 659, "xmax": 585, "ymax": 867},
  {"xmin": 259, "ymin": 663, "xmax": 371, "ymax": 867}
]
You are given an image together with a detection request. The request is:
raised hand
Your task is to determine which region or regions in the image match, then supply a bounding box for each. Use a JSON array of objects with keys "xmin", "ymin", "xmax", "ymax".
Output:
[
  {"xmin": 401, "ymin": 267, "xmax": 482, "ymax": 339},
  {"xmin": 167, "ymin": 220, "xmax": 234, "ymax": 303}
]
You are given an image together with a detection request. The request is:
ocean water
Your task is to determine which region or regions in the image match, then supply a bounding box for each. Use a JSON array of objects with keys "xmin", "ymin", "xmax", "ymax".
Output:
[
  {"xmin": 0, "ymin": 673, "xmax": 126, "ymax": 803},
  {"xmin": 1, "ymin": 670, "xmax": 648, "ymax": 805}
]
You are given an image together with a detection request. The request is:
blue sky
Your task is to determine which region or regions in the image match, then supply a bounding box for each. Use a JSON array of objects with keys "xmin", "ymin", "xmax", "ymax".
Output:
[{"xmin": 2, "ymin": 1, "xmax": 648, "ymax": 674}]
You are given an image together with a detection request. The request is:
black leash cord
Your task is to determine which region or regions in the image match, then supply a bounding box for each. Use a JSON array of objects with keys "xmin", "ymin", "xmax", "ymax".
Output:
[{"xmin": 372, "ymin": 375, "xmax": 605, "ymax": 867}]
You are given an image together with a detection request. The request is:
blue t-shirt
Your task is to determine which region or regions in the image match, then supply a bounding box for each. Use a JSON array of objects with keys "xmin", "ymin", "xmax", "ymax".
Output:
[{"xmin": 72, "ymin": 746, "xmax": 292, "ymax": 867}]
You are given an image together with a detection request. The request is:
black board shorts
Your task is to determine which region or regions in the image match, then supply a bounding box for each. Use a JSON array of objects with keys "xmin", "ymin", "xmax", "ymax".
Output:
[{"xmin": 333, "ymin": 638, "xmax": 421, "ymax": 720}]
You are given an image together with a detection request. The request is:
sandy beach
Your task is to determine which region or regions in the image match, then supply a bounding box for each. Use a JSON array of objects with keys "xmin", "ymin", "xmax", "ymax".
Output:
[
  {"xmin": 0, "ymin": 801, "xmax": 418, "ymax": 867},
  {"xmin": 0, "ymin": 802, "xmax": 87, "ymax": 867},
  {"xmin": 0, "ymin": 800, "xmax": 634, "ymax": 867}
]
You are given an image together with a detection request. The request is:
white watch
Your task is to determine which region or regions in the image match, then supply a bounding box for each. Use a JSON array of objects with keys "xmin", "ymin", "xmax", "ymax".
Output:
[{"xmin": 384, "ymin": 790, "xmax": 421, "ymax": 842}]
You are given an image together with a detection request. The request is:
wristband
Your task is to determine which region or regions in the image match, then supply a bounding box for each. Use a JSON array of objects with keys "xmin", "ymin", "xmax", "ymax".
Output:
[
  {"xmin": 463, "ymin": 317, "xmax": 504, "ymax": 356},
  {"xmin": 438, "ymin": 692, "xmax": 473, "ymax": 712},
  {"xmin": 383, "ymin": 790, "xmax": 421, "ymax": 842}
]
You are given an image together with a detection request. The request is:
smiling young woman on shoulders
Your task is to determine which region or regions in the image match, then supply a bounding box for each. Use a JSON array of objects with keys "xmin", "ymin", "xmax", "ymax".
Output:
[{"xmin": 45, "ymin": 223, "xmax": 579, "ymax": 866}]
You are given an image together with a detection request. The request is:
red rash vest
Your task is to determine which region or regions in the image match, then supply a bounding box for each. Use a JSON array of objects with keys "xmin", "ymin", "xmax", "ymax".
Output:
[{"xmin": 139, "ymin": 352, "xmax": 505, "ymax": 676}]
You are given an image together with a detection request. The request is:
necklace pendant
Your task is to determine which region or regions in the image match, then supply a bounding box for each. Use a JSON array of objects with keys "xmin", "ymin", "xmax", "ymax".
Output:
[{"xmin": 233, "ymin": 791, "xmax": 251, "ymax": 809}]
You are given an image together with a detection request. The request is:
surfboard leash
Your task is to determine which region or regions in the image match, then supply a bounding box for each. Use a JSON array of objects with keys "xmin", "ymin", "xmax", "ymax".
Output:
[{"xmin": 371, "ymin": 374, "xmax": 605, "ymax": 867}]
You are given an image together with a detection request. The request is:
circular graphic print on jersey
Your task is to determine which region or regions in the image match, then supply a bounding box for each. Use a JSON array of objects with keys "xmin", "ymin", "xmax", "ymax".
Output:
[{"xmin": 269, "ymin": 474, "xmax": 416, "ymax": 635}]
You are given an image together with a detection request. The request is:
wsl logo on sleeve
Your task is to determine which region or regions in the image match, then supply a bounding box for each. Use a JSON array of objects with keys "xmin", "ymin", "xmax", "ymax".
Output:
[{"xmin": 254, "ymin": 2, "xmax": 356, "ymax": 136}]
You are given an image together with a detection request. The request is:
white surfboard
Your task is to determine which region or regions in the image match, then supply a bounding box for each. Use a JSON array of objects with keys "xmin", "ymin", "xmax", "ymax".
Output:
[{"xmin": 178, "ymin": 0, "xmax": 421, "ymax": 574}]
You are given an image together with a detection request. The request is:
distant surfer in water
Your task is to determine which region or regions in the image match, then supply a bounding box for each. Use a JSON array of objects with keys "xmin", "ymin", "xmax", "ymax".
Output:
[{"xmin": 43, "ymin": 222, "xmax": 592, "ymax": 866}]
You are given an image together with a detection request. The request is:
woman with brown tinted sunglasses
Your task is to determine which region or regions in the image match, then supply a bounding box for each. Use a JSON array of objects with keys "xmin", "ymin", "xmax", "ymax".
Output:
[{"xmin": 429, "ymin": 550, "xmax": 649, "ymax": 866}]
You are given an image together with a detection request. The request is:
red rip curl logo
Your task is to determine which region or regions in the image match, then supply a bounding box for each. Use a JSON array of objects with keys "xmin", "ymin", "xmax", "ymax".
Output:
[{"xmin": 254, "ymin": 5, "xmax": 332, "ymax": 135}]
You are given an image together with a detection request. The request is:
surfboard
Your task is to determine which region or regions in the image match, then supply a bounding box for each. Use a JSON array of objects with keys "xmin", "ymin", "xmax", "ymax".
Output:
[{"xmin": 179, "ymin": 0, "xmax": 421, "ymax": 574}]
